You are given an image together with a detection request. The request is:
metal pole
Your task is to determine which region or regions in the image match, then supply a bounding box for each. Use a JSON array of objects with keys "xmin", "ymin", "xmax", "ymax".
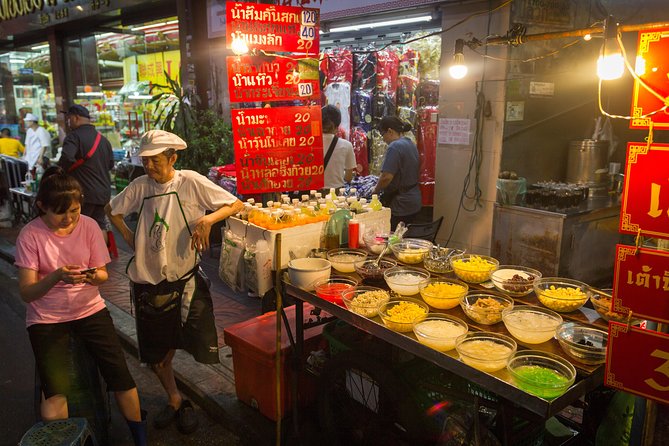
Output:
[{"xmin": 275, "ymin": 233, "xmax": 282, "ymax": 445}]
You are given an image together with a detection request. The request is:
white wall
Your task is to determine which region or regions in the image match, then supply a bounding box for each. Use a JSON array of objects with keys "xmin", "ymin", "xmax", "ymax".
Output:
[{"xmin": 434, "ymin": 1, "xmax": 510, "ymax": 255}]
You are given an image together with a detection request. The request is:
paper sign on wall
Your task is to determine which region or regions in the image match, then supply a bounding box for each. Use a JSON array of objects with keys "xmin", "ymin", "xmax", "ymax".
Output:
[{"xmin": 437, "ymin": 118, "xmax": 470, "ymax": 145}]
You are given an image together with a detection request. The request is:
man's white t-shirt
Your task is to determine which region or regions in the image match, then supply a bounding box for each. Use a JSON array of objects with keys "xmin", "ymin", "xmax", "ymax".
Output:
[
  {"xmin": 323, "ymin": 133, "xmax": 356, "ymax": 189},
  {"xmin": 24, "ymin": 126, "xmax": 51, "ymax": 169}
]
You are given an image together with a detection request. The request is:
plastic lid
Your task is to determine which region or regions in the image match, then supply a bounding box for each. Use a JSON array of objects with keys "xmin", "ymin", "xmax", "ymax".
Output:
[
  {"xmin": 372, "ymin": 194, "xmax": 378, "ymax": 199},
  {"xmin": 267, "ymin": 200, "xmax": 274, "ymax": 206},
  {"xmin": 349, "ymin": 218, "xmax": 359, "ymax": 223},
  {"xmin": 301, "ymin": 194, "xmax": 309, "ymax": 200},
  {"xmin": 247, "ymin": 198, "xmax": 255, "ymax": 204}
]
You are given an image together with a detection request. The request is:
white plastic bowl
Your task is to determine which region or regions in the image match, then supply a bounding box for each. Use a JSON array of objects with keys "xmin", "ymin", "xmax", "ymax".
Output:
[{"xmin": 288, "ymin": 258, "xmax": 331, "ymax": 291}]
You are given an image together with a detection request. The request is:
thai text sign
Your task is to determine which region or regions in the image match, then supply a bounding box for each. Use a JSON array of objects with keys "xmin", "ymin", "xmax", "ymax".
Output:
[
  {"xmin": 232, "ymin": 106, "xmax": 323, "ymax": 194},
  {"xmin": 631, "ymin": 27, "xmax": 669, "ymax": 130},
  {"xmin": 226, "ymin": 2, "xmax": 319, "ymax": 54},
  {"xmin": 606, "ymin": 323, "xmax": 669, "ymax": 405},
  {"xmin": 620, "ymin": 142, "xmax": 669, "ymax": 239},
  {"xmin": 613, "ymin": 245, "xmax": 669, "ymax": 323},
  {"xmin": 227, "ymin": 55, "xmax": 319, "ymax": 103}
]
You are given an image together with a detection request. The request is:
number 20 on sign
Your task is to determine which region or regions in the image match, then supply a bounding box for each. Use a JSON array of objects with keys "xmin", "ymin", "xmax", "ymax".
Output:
[
  {"xmin": 606, "ymin": 323, "xmax": 669, "ymax": 404},
  {"xmin": 620, "ymin": 142, "xmax": 669, "ymax": 239}
]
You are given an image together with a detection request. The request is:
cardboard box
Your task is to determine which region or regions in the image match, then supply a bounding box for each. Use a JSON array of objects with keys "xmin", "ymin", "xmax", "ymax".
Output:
[
  {"xmin": 226, "ymin": 208, "xmax": 391, "ymax": 269},
  {"xmin": 223, "ymin": 304, "xmax": 324, "ymax": 421}
]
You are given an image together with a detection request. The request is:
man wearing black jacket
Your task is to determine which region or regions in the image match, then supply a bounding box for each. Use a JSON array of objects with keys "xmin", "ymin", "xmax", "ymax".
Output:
[{"xmin": 58, "ymin": 104, "xmax": 114, "ymax": 242}]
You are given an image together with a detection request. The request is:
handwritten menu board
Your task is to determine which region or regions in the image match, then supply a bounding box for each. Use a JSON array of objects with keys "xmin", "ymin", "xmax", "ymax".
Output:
[
  {"xmin": 619, "ymin": 142, "xmax": 669, "ymax": 239},
  {"xmin": 606, "ymin": 323, "xmax": 669, "ymax": 405},
  {"xmin": 613, "ymin": 245, "xmax": 669, "ymax": 323},
  {"xmin": 226, "ymin": 2, "xmax": 319, "ymax": 54},
  {"xmin": 227, "ymin": 55, "xmax": 319, "ymax": 103},
  {"xmin": 232, "ymin": 106, "xmax": 324, "ymax": 194},
  {"xmin": 631, "ymin": 27, "xmax": 669, "ymax": 130}
]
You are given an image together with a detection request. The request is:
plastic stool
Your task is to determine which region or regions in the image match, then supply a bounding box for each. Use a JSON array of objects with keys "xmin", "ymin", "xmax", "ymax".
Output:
[
  {"xmin": 19, "ymin": 418, "xmax": 97, "ymax": 446},
  {"xmin": 107, "ymin": 230, "xmax": 118, "ymax": 258}
]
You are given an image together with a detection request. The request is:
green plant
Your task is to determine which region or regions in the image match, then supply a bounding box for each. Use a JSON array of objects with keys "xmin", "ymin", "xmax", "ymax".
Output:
[
  {"xmin": 149, "ymin": 71, "xmax": 199, "ymax": 140},
  {"xmin": 176, "ymin": 109, "xmax": 234, "ymax": 175}
]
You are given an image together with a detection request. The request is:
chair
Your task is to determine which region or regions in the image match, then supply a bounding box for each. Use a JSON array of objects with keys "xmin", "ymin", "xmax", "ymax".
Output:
[
  {"xmin": 0, "ymin": 155, "xmax": 34, "ymax": 223},
  {"xmin": 19, "ymin": 418, "xmax": 97, "ymax": 446},
  {"xmin": 404, "ymin": 216, "xmax": 444, "ymax": 243}
]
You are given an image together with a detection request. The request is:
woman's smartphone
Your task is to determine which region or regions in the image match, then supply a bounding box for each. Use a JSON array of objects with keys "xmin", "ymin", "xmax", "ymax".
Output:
[{"xmin": 80, "ymin": 267, "xmax": 97, "ymax": 274}]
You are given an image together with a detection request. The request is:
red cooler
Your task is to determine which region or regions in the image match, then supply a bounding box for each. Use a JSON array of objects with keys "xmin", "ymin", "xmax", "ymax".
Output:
[{"xmin": 223, "ymin": 304, "xmax": 324, "ymax": 421}]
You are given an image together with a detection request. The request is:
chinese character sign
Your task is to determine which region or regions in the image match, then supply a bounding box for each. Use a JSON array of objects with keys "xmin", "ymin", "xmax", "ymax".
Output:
[
  {"xmin": 226, "ymin": 2, "xmax": 319, "ymax": 54},
  {"xmin": 620, "ymin": 142, "xmax": 669, "ymax": 239},
  {"xmin": 606, "ymin": 323, "xmax": 669, "ymax": 405},
  {"xmin": 631, "ymin": 27, "xmax": 669, "ymax": 130},
  {"xmin": 232, "ymin": 106, "xmax": 324, "ymax": 194},
  {"xmin": 226, "ymin": 55, "xmax": 319, "ymax": 103},
  {"xmin": 613, "ymin": 245, "xmax": 669, "ymax": 323}
]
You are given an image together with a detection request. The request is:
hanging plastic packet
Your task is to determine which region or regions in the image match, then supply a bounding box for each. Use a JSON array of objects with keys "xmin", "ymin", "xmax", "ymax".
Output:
[{"xmin": 219, "ymin": 229, "xmax": 245, "ymax": 292}]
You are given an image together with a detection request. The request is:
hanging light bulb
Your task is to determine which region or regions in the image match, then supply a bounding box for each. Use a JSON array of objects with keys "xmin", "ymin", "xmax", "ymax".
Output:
[
  {"xmin": 596, "ymin": 16, "xmax": 624, "ymax": 80},
  {"xmin": 231, "ymin": 32, "xmax": 249, "ymax": 56},
  {"xmin": 449, "ymin": 39, "xmax": 468, "ymax": 79}
]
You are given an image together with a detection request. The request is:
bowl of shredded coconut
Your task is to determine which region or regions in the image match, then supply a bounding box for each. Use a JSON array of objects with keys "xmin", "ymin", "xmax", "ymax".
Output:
[{"xmin": 383, "ymin": 266, "xmax": 430, "ymax": 296}]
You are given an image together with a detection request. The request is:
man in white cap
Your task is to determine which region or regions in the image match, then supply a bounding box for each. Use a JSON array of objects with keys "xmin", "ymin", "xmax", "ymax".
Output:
[
  {"xmin": 23, "ymin": 112, "xmax": 51, "ymax": 170},
  {"xmin": 105, "ymin": 130, "xmax": 242, "ymax": 434}
]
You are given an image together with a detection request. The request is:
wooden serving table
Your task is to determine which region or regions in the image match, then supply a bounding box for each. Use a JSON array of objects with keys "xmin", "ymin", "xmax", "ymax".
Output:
[{"xmin": 282, "ymin": 265, "xmax": 607, "ymax": 440}]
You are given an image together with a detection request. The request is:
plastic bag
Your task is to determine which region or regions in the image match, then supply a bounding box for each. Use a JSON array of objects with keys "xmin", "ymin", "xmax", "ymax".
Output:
[{"xmin": 219, "ymin": 229, "xmax": 245, "ymax": 292}]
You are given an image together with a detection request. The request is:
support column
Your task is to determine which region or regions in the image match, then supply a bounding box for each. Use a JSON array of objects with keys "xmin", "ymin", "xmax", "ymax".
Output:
[{"xmin": 48, "ymin": 29, "xmax": 67, "ymax": 146}]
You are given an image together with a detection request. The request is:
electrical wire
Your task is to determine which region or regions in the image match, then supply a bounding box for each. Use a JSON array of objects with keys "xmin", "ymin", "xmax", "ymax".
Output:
[{"xmin": 469, "ymin": 38, "xmax": 582, "ymax": 62}]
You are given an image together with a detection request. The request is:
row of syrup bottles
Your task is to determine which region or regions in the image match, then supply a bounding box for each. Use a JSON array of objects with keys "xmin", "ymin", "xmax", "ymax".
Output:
[{"xmin": 237, "ymin": 189, "xmax": 383, "ymax": 230}]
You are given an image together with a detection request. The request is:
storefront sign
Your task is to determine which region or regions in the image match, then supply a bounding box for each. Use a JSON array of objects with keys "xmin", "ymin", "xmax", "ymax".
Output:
[
  {"xmin": 631, "ymin": 27, "xmax": 669, "ymax": 130},
  {"xmin": 606, "ymin": 323, "xmax": 669, "ymax": 405},
  {"xmin": 226, "ymin": 2, "xmax": 319, "ymax": 54},
  {"xmin": 613, "ymin": 245, "xmax": 669, "ymax": 323},
  {"xmin": 232, "ymin": 106, "xmax": 324, "ymax": 194},
  {"xmin": 226, "ymin": 55, "xmax": 319, "ymax": 103},
  {"xmin": 620, "ymin": 142, "xmax": 669, "ymax": 239}
]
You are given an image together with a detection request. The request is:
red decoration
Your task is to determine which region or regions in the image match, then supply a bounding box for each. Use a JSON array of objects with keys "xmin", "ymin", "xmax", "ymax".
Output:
[
  {"xmin": 606, "ymin": 323, "xmax": 669, "ymax": 404},
  {"xmin": 613, "ymin": 245, "xmax": 669, "ymax": 323},
  {"xmin": 226, "ymin": 2, "xmax": 319, "ymax": 54},
  {"xmin": 631, "ymin": 27, "xmax": 669, "ymax": 130},
  {"xmin": 232, "ymin": 106, "xmax": 324, "ymax": 194},
  {"xmin": 619, "ymin": 142, "xmax": 669, "ymax": 239},
  {"xmin": 227, "ymin": 55, "xmax": 319, "ymax": 103}
]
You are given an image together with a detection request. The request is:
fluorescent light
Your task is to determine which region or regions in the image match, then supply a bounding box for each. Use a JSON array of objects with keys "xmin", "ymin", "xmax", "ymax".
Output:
[
  {"xmin": 131, "ymin": 21, "xmax": 167, "ymax": 31},
  {"xmin": 329, "ymin": 15, "xmax": 431, "ymax": 33},
  {"xmin": 9, "ymin": 59, "xmax": 24, "ymax": 63},
  {"xmin": 31, "ymin": 44, "xmax": 49, "ymax": 50},
  {"xmin": 128, "ymin": 94, "xmax": 153, "ymax": 100},
  {"xmin": 166, "ymin": 19, "xmax": 178, "ymax": 25},
  {"xmin": 78, "ymin": 92, "xmax": 105, "ymax": 97}
]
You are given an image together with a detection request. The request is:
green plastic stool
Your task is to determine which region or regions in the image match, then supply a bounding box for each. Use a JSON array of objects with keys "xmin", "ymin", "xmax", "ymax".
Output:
[{"xmin": 19, "ymin": 418, "xmax": 97, "ymax": 446}]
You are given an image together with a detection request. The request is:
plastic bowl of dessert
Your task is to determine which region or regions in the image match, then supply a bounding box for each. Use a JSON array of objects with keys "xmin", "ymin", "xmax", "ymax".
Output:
[
  {"xmin": 326, "ymin": 248, "xmax": 368, "ymax": 273},
  {"xmin": 455, "ymin": 331, "xmax": 517, "ymax": 373},
  {"xmin": 534, "ymin": 277, "xmax": 590, "ymax": 313},
  {"xmin": 313, "ymin": 276, "xmax": 359, "ymax": 306},
  {"xmin": 507, "ymin": 350, "xmax": 576, "ymax": 400},
  {"xmin": 502, "ymin": 305, "xmax": 563, "ymax": 344},
  {"xmin": 390, "ymin": 238, "xmax": 433, "ymax": 264},
  {"xmin": 418, "ymin": 278, "xmax": 468, "ymax": 310},
  {"xmin": 341, "ymin": 286, "xmax": 391, "ymax": 317},
  {"xmin": 555, "ymin": 322, "xmax": 608, "ymax": 365},
  {"xmin": 423, "ymin": 247, "xmax": 465, "ymax": 274},
  {"xmin": 354, "ymin": 258, "xmax": 397, "ymax": 284},
  {"xmin": 450, "ymin": 254, "xmax": 499, "ymax": 284},
  {"xmin": 378, "ymin": 297, "xmax": 429, "ymax": 332},
  {"xmin": 490, "ymin": 266, "xmax": 542, "ymax": 297},
  {"xmin": 383, "ymin": 266, "xmax": 430, "ymax": 296},
  {"xmin": 460, "ymin": 291, "xmax": 514, "ymax": 325},
  {"xmin": 590, "ymin": 288, "xmax": 643, "ymax": 325},
  {"xmin": 362, "ymin": 231, "xmax": 390, "ymax": 254},
  {"xmin": 413, "ymin": 314, "xmax": 469, "ymax": 352}
]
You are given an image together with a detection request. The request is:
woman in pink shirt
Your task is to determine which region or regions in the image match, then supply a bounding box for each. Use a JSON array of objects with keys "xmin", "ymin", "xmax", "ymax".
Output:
[{"xmin": 15, "ymin": 166, "xmax": 146, "ymax": 445}]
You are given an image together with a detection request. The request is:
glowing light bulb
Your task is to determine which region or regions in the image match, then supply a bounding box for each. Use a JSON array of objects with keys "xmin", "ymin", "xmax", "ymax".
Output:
[
  {"xmin": 449, "ymin": 39, "xmax": 468, "ymax": 80},
  {"xmin": 596, "ymin": 16, "xmax": 624, "ymax": 81},
  {"xmin": 231, "ymin": 34, "xmax": 249, "ymax": 55}
]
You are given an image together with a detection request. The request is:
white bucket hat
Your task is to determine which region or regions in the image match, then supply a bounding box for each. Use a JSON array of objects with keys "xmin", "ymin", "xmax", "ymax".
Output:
[
  {"xmin": 138, "ymin": 130, "xmax": 187, "ymax": 157},
  {"xmin": 24, "ymin": 113, "xmax": 39, "ymax": 122}
]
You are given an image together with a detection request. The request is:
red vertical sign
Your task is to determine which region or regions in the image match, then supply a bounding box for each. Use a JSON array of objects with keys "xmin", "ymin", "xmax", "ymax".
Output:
[
  {"xmin": 631, "ymin": 27, "xmax": 669, "ymax": 130},
  {"xmin": 619, "ymin": 142, "xmax": 669, "ymax": 239},
  {"xmin": 606, "ymin": 324, "xmax": 669, "ymax": 405}
]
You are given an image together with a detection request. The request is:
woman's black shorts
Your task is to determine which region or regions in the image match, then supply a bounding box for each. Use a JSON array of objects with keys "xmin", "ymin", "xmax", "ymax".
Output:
[{"xmin": 28, "ymin": 308, "xmax": 136, "ymax": 399}]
